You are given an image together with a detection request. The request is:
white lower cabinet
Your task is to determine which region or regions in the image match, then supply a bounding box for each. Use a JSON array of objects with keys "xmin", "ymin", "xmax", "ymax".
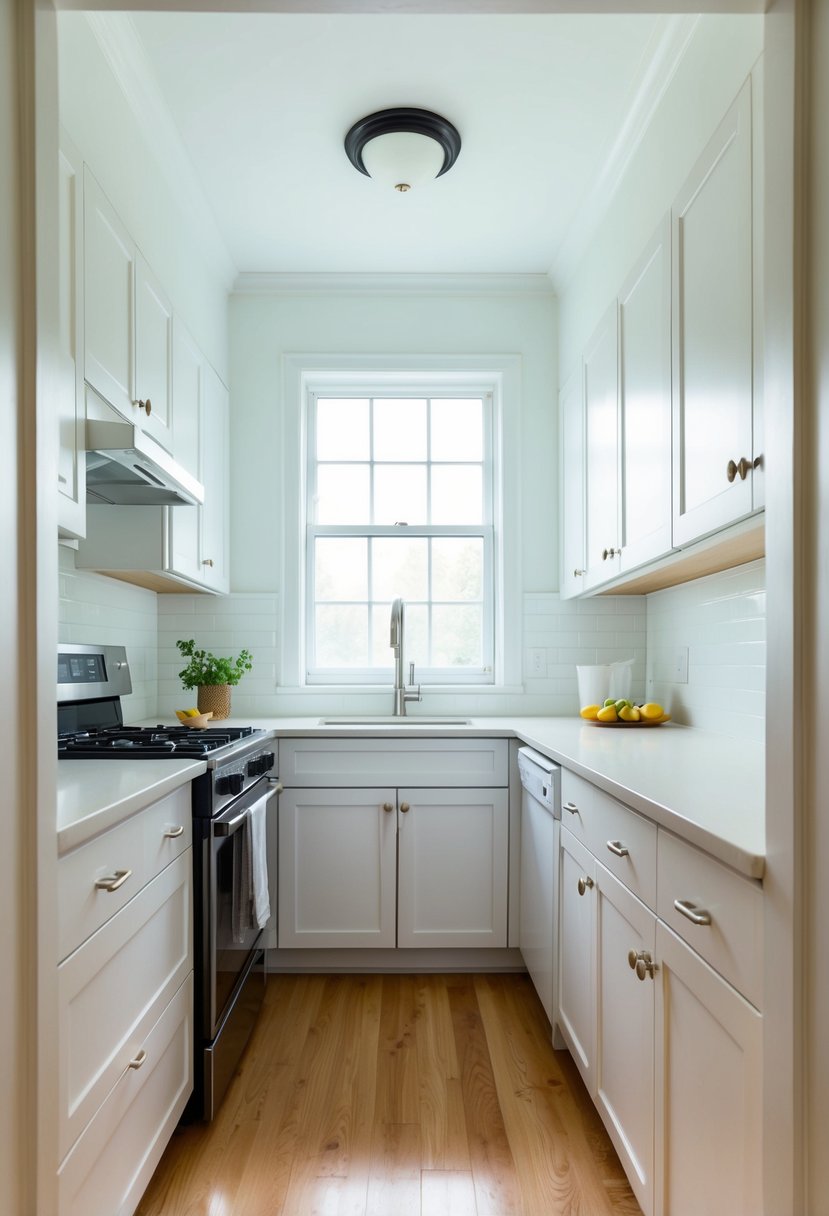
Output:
[
  {"xmin": 278, "ymin": 784, "xmax": 508, "ymax": 949},
  {"xmin": 557, "ymin": 827, "xmax": 596, "ymax": 1091},
  {"xmin": 556, "ymin": 771, "xmax": 763, "ymax": 1216},
  {"xmin": 654, "ymin": 923, "xmax": 762, "ymax": 1216},
  {"xmin": 57, "ymin": 793, "xmax": 194, "ymax": 1216}
]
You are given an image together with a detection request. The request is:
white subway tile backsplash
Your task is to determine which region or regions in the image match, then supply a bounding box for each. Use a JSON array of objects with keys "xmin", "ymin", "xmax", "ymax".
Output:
[
  {"xmin": 646, "ymin": 559, "xmax": 765, "ymax": 741},
  {"xmin": 58, "ymin": 547, "xmax": 158, "ymax": 723}
]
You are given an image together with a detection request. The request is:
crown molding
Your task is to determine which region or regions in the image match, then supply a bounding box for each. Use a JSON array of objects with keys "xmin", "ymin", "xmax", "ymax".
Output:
[
  {"xmin": 547, "ymin": 12, "xmax": 699, "ymax": 291},
  {"xmin": 84, "ymin": 11, "xmax": 237, "ymax": 288},
  {"xmin": 233, "ymin": 271, "xmax": 556, "ymax": 296}
]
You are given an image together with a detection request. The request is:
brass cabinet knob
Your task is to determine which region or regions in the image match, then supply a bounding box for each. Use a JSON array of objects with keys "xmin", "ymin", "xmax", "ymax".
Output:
[
  {"xmin": 399, "ymin": 801, "xmax": 410, "ymax": 813},
  {"xmin": 635, "ymin": 953, "xmax": 657, "ymax": 981},
  {"xmin": 382, "ymin": 802, "xmax": 394, "ymax": 813},
  {"xmin": 727, "ymin": 456, "xmax": 753, "ymax": 483},
  {"xmin": 202, "ymin": 559, "xmax": 214, "ymax": 568},
  {"xmin": 577, "ymin": 875, "xmax": 594, "ymax": 896},
  {"xmin": 573, "ymin": 568, "xmax": 585, "ymax": 577},
  {"xmin": 602, "ymin": 547, "xmax": 619, "ymax": 560},
  {"xmin": 628, "ymin": 949, "xmax": 643, "ymax": 970},
  {"xmin": 136, "ymin": 398, "xmax": 152, "ymax": 416}
]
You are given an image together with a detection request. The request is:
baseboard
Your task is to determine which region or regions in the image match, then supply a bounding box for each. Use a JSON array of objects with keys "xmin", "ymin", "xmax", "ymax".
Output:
[{"xmin": 265, "ymin": 946, "xmax": 526, "ymax": 974}]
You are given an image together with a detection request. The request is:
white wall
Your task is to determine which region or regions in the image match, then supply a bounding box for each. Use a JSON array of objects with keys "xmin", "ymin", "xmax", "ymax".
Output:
[
  {"xmin": 229, "ymin": 287, "xmax": 557, "ymax": 597},
  {"xmin": 56, "ymin": 13, "xmax": 232, "ymax": 380},
  {"xmin": 557, "ymin": 13, "xmax": 763, "ymax": 380},
  {"xmin": 646, "ymin": 560, "xmax": 765, "ymax": 741}
]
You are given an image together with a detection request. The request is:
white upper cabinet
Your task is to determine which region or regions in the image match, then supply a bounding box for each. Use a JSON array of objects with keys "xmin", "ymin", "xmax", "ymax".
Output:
[
  {"xmin": 83, "ymin": 168, "xmax": 134, "ymax": 423},
  {"xmin": 83, "ymin": 167, "xmax": 174, "ymax": 454},
  {"xmin": 618, "ymin": 215, "xmax": 672, "ymax": 573},
  {"xmin": 57, "ymin": 134, "xmax": 85, "ymax": 540},
  {"xmin": 583, "ymin": 302, "xmax": 620, "ymax": 590},
  {"xmin": 166, "ymin": 321, "xmax": 204, "ymax": 586},
  {"xmin": 672, "ymin": 79, "xmax": 756, "ymax": 546},
  {"xmin": 134, "ymin": 254, "xmax": 174, "ymax": 450},
  {"xmin": 559, "ymin": 369, "xmax": 585, "ymax": 600}
]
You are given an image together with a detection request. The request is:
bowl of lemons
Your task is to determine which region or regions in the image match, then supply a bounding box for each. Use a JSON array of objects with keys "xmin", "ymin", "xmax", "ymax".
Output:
[
  {"xmin": 175, "ymin": 707, "xmax": 214, "ymax": 729},
  {"xmin": 580, "ymin": 699, "xmax": 670, "ymax": 726}
]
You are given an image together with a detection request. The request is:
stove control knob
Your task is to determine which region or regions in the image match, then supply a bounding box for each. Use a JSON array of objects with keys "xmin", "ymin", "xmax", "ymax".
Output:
[
  {"xmin": 262, "ymin": 752, "xmax": 275, "ymax": 772},
  {"xmin": 247, "ymin": 758, "xmax": 260, "ymax": 777},
  {"xmin": 216, "ymin": 772, "xmax": 244, "ymax": 797}
]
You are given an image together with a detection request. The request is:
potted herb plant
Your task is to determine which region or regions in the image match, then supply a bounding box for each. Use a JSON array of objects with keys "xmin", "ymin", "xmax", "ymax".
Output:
[{"xmin": 176, "ymin": 639, "xmax": 253, "ymax": 721}]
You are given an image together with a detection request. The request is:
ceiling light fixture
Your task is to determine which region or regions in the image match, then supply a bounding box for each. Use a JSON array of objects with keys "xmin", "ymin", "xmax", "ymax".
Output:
[{"xmin": 344, "ymin": 107, "xmax": 461, "ymax": 193}]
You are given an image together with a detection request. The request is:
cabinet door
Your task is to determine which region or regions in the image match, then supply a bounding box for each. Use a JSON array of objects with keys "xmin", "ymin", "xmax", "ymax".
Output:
[
  {"xmin": 57, "ymin": 134, "xmax": 85, "ymax": 539},
  {"xmin": 557, "ymin": 826, "xmax": 596, "ymax": 1094},
  {"xmin": 583, "ymin": 302, "xmax": 620, "ymax": 590},
  {"xmin": 559, "ymin": 368, "xmax": 585, "ymax": 599},
  {"xmin": 619, "ymin": 215, "xmax": 673, "ymax": 574},
  {"xmin": 654, "ymin": 921, "xmax": 762, "ymax": 1216},
  {"xmin": 166, "ymin": 321, "xmax": 203, "ymax": 585},
  {"xmin": 397, "ymin": 787, "xmax": 508, "ymax": 949},
  {"xmin": 672, "ymin": 80, "xmax": 754, "ymax": 546},
  {"xmin": 83, "ymin": 167, "xmax": 134, "ymax": 418},
  {"xmin": 134, "ymin": 254, "xmax": 174, "ymax": 452},
  {"xmin": 199, "ymin": 364, "xmax": 229, "ymax": 593},
  {"xmin": 278, "ymin": 788, "xmax": 397, "ymax": 948},
  {"xmin": 595, "ymin": 864, "xmax": 656, "ymax": 1216}
]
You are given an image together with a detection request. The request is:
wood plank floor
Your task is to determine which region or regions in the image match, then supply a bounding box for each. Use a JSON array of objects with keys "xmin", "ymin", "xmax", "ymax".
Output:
[{"xmin": 136, "ymin": 974, "xmax": 641, "ymax": 1216}]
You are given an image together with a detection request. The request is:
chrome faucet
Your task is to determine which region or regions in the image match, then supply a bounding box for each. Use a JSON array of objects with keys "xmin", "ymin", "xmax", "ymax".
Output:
[{"xmin": 390, "ymin": 598, "xmax": 422, "ymax": 717}]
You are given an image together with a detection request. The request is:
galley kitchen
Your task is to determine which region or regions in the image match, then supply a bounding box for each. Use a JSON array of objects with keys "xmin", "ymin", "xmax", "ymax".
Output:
[{"xmin": 4, "ymin": 3, "xmax": 822, "ymax": 1216}]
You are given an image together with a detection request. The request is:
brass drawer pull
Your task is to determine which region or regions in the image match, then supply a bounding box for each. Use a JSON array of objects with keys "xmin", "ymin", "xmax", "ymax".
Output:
[
  {"xmin": 674, "ymin": 898, "xmax": 712, "ymax": 926},
  {"xmin": 563, "ymin": 801, "xmax": 579, "ymax": 815},
  {"xmin": 94, "ymin": 868, "xmax": 132, "ymax": 893},
  {"xmin": 606, "ymin": 840, "xmax": 630, "ymax": 857},
  {"xmin": 163, "ymin": 825, "xmax": 185, "ymax": 839},
  {"xmin": 128, "ymin": 1049, "xmax": 147, "ymax": 1070}
]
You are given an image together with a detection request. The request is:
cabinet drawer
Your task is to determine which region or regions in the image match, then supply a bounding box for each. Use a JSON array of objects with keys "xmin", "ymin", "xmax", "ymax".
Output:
[
  {"xmin": 561, "ymin": 770, "xmax": 657, "ymax": 907},
  {"xmin": 58, "ymin": 787, "xmax": 191, "ymax": 962},
  {"xmin": 58, "ymin": 972, "xmax": 193, "ymax": 1216},
  {"xmin": 58, "ymin": 850, "xmax": 192, "ymax": 1160},
  {"xmin": 657, "ymin": 830, "xmax": 762, "ymax": 1008},
  {"xmin": 279, "ymin": 737, "xmax": 508, "ymax": 788}
]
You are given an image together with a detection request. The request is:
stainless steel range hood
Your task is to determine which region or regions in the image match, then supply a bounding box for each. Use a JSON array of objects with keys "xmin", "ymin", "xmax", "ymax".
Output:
[{"xmin": 85, "ymin": 419, "xmax": 204, "ymax": 507}]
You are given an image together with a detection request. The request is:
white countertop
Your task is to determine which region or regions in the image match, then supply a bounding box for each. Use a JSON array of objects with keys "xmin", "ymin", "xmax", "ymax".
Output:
[
  {"xmin": 63, "ymin": 715, "xmax": 765, "ymax": 878},
  {"xmin": 57, "ymin": 759, "xmax": 207, "ymax": 855}
]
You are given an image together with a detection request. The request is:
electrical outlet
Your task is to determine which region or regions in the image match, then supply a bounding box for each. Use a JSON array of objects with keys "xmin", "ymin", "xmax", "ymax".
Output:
[
  {"xmin": 674, "ymin": 647, "xmax": 689, "ymax": 683},
  {"xmin": 530, "ymin": 648, "xmax": 546, "ymax": 676}
]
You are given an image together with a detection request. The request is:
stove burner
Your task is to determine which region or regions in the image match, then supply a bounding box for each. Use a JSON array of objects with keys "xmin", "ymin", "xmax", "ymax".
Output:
[{"xmin": 58, "ymin": 723, "xmax": 260, "ymax": 760}]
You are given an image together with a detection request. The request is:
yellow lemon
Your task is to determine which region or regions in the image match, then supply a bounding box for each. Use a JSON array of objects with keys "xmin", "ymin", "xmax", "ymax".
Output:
[
  {"xmin": 580, "ymin": 704, "xmax": 601, "ymax": 720},
  {"xmin": 619, "ymin": 705, "xmax": 640, "ymax": 722},
  {"xmin": 639, "ymin": 702, "xmax": 665, "ymax": 721},
  {"xmin": 597, "ymin": 704, "xmax": 618, "ymax": 723}
]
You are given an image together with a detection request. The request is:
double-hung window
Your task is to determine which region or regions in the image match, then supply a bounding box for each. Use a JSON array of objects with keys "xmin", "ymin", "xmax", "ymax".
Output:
[{"xmin": 306, "ymin": 392, "xmax": 494, "ymax": 684}]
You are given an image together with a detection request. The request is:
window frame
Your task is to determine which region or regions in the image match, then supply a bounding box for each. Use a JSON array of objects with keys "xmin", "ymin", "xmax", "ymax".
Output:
[{"xmin": 280, "ymin": 354, "xmax": 523, "ymax": 695}]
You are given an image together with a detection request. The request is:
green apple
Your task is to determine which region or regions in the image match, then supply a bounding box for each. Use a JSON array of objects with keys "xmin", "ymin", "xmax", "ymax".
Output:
[{"xmin": 604, "ymin": 697, "xmax": 617, "ymax": 707}]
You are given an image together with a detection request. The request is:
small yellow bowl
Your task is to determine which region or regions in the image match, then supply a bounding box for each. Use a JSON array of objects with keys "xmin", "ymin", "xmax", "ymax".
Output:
[{"xmin": 179, "ymin": 711, "xmax": 213, "ymax": 729}]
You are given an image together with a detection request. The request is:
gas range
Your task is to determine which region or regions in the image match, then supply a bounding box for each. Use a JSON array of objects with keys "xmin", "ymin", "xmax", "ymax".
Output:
[
  {"xmin": 57, "ymin": 643, "xmax": 276, "ymax": 815},
  {"xmin": 58, "ymin": 723, "xmax": 263, "ymax": 761}
]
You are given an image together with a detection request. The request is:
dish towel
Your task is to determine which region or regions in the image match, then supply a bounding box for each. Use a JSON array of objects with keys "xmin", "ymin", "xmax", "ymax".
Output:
[{"xmin": 231, "ymin": 791, "xmax": 271, "ymax": 943}]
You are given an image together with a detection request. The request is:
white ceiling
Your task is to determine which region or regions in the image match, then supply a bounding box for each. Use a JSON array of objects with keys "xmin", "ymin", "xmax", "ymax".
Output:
[{"xmin": 119, "ymin": 11, "xmax": 687, "ymax": 277}]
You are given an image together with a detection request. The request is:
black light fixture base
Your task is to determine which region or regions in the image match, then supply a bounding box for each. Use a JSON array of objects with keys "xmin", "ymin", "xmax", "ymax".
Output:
[{"xmin": 344, "ymin": 107, "xmax": 461, "ymax": 179}]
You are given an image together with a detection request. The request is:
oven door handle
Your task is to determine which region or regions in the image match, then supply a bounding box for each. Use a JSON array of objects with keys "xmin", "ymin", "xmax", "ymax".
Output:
[{"xmin": 214, "ymin": 809, "xmax": 249, "ymax": 837}]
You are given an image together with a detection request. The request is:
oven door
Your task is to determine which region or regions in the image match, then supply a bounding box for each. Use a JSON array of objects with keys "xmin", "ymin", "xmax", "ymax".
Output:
[{"xmin": 208, "ymin": 778, "xmax": 275, "ymax": 1037}]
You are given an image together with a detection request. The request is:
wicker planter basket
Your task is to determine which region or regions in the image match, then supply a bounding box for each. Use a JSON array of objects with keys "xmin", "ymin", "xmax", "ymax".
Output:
[{"xmin": 197, "ymin": 684, "xmax": 232, "ymax": 721}]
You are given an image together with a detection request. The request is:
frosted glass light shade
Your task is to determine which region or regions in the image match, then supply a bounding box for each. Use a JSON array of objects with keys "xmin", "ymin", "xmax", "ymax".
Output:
[{"xmin": 361, "ymin": 131, "xmax": 446, "ymax": 191}]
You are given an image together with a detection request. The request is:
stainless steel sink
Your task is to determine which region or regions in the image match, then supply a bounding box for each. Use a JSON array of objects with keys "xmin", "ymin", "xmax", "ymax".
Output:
[{"xmin": 318, "ymin": 716, "xmax": 472, "ymax": 726}]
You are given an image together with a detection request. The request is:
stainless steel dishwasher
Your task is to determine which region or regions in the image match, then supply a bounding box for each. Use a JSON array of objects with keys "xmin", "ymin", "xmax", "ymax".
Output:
[{"xmin": 518, "ymin": 746, "xmax": 560, "ymax": 1031}]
